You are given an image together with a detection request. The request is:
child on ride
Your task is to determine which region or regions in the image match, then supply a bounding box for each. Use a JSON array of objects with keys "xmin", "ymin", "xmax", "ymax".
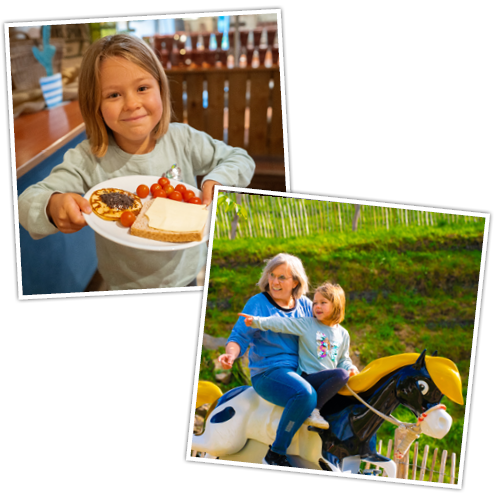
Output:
[
  {"xmin": 239, "ymin": 282, "xmax": 359, "ymax": 434},
  {"xmin": 18, "ymin": 34, "xmax": 255, "ymax": 290}
]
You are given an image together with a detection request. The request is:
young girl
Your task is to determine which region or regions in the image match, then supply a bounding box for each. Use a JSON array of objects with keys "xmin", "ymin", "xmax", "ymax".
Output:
[
  {"xmin": 239, "ymin": 282, "xmax": 359, "ymax": 435},
  {"xmin": 18, "ymin": 34, "xmax": 255, "ymax": 290}
]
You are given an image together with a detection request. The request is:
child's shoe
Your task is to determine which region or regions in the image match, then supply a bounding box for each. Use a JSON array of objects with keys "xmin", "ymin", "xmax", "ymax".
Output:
[
  {"xmin": 304, "ymin": 408, "xmax": 329, "ymax": 429},
  {"xmin": 262, "ymin": 446, "xmax": 292, "ymax": 467}
]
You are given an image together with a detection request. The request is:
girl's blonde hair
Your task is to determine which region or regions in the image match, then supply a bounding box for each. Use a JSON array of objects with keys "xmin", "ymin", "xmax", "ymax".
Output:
[
  {"xmin": 314, "ymin": 283, "xmax": 346, "ymax": 325},
  {"xmin": 257, "ymin": 253, "xmax": 309, "ymax": 299},
  {"xmin": 78, "ymin": 34, "xmax": 171, "ymax": 157}
]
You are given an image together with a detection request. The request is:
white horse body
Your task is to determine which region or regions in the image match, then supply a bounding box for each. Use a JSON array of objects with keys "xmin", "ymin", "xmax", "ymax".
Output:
[
  {"xmin": 192, "ymin": 385, "xmax": 453, "ymax": 478},
  {"xmin": 192, "ymin": 386, "xmax": 324, "ymax": 465}
]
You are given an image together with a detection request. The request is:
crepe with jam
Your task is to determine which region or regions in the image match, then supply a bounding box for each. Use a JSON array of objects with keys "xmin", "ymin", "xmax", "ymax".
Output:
[{"xmin": 90, "ymin": 188, "xmax": 142, "ymax": 221}]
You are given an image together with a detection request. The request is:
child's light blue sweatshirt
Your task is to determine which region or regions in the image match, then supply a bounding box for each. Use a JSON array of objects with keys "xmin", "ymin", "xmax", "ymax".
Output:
[
  {"xmin": 227, "ymin": 292, "xmax": 313, "ymax": 378},
  {"xmin": 18, "ymin": 123, "xmax": 255, "ymax": 289},
  {"xmin": 251, "ymin": 316, "xmax": 354, "ymax": 375}
]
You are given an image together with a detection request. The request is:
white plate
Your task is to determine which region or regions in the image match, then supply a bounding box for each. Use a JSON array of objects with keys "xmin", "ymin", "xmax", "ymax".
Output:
[{"xmin": 83, "ymin": 175, "xmax": 210, "ymax": 251}]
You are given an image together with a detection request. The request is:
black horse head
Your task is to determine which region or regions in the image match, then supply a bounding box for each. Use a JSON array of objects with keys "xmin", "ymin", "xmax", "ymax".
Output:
[
  {"xmin": 394, "ymin": 350, "xmax": 443, "ymax": 416},
  {"xmin": 320, "ymin": 349, "xmax": 445, "ymax": 463}
]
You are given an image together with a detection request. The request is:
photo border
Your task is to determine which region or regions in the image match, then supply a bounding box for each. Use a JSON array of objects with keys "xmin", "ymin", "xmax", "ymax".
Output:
[
  {"xmin": 6, "ymin": 9, "xmax": 288, "ymax": 299},
  {"xmin": 187, "ymin": 184, "xmax": 489, "ymax": 489}
]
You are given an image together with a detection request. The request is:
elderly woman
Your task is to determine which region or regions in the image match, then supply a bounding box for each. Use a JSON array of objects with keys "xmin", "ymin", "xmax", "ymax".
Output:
[{"xmin": 219, "ymin": 253, "xmax": 327, "ymax": 467}]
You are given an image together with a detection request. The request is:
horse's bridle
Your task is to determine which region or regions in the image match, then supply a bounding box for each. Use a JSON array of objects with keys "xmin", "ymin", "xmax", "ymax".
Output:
[{"xmin": 344, "ymin": 381, "xmax": 446, "ymax": 459}]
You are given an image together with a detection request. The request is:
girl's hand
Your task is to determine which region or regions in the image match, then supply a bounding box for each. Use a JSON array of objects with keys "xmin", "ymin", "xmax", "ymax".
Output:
[
  {"xmin": 238, "ymin": 312, "xmax": 254, "ymax": 327},
  {"xmin": 218, "ymin": 353, "xmax": 236, "ymax": 370},
  {"xmin": 201, "ymin": 180, "xmax": 222, "ymax": 206},
  {"xmin": 348, "ymin": 366, "xmax": 360, "ymax": 377},
  {"xmin": 47, "ymin": 193, "xmax": 92, "ymax": 233}
]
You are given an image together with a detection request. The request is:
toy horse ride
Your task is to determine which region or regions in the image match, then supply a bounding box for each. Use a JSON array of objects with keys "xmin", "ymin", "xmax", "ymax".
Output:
[{"xmin": 191, "ymin": 350, "xmax": 463, "ymax": 476}]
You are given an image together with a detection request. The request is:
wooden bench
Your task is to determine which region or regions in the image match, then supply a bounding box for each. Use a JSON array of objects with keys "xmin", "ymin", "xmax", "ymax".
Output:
[{"xmin": 166, "ymin": 66, "xmax": 286, "ymax": 191}]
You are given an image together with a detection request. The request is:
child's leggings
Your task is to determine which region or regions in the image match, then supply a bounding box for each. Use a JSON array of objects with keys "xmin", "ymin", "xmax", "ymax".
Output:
[
  {"xmin": 301, "ymin": 368, "xmax": 350, "ymax": 410},
  {"xmin": 252, "ymin": 367, "xmax": 317, "ymax": 456}
]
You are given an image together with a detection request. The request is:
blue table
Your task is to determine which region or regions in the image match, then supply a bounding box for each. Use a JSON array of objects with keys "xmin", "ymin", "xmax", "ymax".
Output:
[{"xmin": 17, "ymin": 131, "xmax": 98, "ymax": 296}]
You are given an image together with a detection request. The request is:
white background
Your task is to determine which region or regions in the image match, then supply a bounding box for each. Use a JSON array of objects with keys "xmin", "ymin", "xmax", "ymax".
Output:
[{"xmin": 1, "ymin": 2, "xmax": 498, "ymax": 498}]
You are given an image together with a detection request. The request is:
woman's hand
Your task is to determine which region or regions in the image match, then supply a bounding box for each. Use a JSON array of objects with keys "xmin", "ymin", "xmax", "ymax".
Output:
[
  {"xmin": 218, "ymin": 341, "xmax": 241, "ymax": 370},
  {"xmin": 238, "ymin": 312, "xmax": 254, "ymax": 327},
  {"xmin": 348, "ymin": 366, "xmax": 360, "ymax": 377},
  {"xmin": 201, "ymin": 180, "xmax": 222, "ymax": 206},
  {"xmin": 218, "ymin": 353, "xmax": 237, "ymax": 370},
  {"xmin": 47, "ymin": 193, "xmax": 92, "ymax": 233}
]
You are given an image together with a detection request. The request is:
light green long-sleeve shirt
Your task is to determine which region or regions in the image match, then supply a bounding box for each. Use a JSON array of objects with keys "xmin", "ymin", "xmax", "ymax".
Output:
[
  {"xmin": 251, "ymin": 316, "xmax": 354, "ymax": 375},
  {"xmin": 18, "ymin": 123, "xmax": 255, "ymax": 290}
]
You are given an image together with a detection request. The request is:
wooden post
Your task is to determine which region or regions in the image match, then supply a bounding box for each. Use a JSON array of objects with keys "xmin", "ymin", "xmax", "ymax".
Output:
[
  {"xmin": 229, "ymin": 193, "xmax": 242, "ymax": 239},
  {"xmin": 394, "ymin": 427, "xmax": 409, "ymax": 479},
  {"xmin": 428, "ymin": 448, "xmax": 439, "ymax": 482},
  {"xmin": 382, "ymin": 439, "xmax": 393, "ymax": 477},
  {"xmin": 412, "ymin": 442, "xmax": 418, "ymax": 480},
  {"xmin": 419, "ymin": 445, "xmax": 429, "ymax": 481},
  {"xmin": 352, "ymin": 204, "xmax": 361, "ymax": 231},
  {"xmin": 438, "ymin": 450, "xmax": 448, "ymax": 483},
  {"xmin": 450, "ymin": 452, "xmax": 456, "ymax": 485}
]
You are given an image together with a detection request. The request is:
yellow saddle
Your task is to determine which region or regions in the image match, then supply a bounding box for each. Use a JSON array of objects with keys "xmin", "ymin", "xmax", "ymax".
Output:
[{"xmin": 196, "ymin": 380, "xmax": 223, "ymax": 408}]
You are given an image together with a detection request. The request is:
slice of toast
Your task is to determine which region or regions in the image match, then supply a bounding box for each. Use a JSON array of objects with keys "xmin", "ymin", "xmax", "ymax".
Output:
[{"xmin": 130, "ymin": 199, "xmax": 206, "ymax": 243}]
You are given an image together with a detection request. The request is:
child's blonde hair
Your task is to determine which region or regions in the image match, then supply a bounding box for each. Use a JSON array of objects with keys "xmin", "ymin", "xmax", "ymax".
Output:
[
  {"xmin": 79, "ymin": 34, "xmax": 171, "ymax": 157},
  {"xmin": 314, "ymin": 283, "xmax": 346, "ymax": 325}
]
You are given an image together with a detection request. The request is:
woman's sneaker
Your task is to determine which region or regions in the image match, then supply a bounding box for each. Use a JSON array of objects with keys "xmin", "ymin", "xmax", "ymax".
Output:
[
  {"xmin": 304, "ymin": 409, "xmax": 329, "ymax": 429},
  {"xmin": 263, "ymin": 447, "xmax": 292, "ymax": 467}
]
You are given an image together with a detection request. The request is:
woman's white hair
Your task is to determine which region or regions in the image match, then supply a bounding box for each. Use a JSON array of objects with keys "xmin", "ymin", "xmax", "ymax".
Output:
[{"xmin": 257, "ymin": 253, "xmax": 309, "ymax": 299}]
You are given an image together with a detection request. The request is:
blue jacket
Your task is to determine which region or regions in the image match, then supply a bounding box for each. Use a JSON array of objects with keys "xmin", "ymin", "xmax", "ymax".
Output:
[{"xmin": 228, "ymin": 292, "xmax": 313, "ymax": 377}]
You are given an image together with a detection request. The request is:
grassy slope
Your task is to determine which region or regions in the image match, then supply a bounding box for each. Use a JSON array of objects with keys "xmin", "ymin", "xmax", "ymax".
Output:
[{"xmin": 201, "ymin": 222, "xmax": 485, "ymax": 474}]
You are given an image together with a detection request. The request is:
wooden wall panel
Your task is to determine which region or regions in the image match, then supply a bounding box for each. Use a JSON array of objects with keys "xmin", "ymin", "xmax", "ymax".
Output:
[
  {"xmin": 269, "ymin": 70, "xmax": 284, "ymax": 157},
  {"xmin": 166, "ymin": 67, "xmax": 284, "ymax": 159},
  {"xmin": 167, "ymin": 72, "xmax": 184, "ymax": 123},
  {"xmin": 248, "ymin": 70, "xmax": 271, "ymax": 156},
  {"xmin": 205, "ymin": 71, "xmax": 227, "ymax": 141},
  {"xmin": 227, "ymin": 72, "xmax": 247, "ymax": 149},
  {"xmin": 185, "ymin": 73, "xmax": 204, "ymax": 131}
]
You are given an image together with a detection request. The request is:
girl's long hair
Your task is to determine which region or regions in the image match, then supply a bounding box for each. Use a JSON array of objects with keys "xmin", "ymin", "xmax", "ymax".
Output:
[
  {"xmin": 79, "ymin": 34, "xmax": 171, "ymax": 157},
  {"xmin": 314, "ymin": 283, "xmax": 345, "ymax": 325}
]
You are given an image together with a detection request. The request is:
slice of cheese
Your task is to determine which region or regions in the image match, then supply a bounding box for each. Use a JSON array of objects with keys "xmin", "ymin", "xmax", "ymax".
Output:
[{"xmin": 145, "ymin": 198, "xmax": 208, "ymax": 233}]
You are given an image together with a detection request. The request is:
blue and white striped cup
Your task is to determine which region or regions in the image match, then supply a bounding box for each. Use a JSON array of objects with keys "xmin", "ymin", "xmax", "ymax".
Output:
[{"xmin": 39, "ymin": 73, "xmax": 63, "ymax": 109}]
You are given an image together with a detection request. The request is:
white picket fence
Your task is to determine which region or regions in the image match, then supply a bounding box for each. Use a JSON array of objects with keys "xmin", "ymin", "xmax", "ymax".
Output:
[
  {"xmin": 362, "ymin": 439, "xmax": 458, "ymax": 483},
  {"xmin": 215, "ymin": 194, "xmax": 482, "ymax": 239}
]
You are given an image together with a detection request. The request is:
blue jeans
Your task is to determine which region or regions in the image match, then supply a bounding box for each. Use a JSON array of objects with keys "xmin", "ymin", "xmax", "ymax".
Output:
[
  {"xmin": 252, "ymin": 367, "xmax": 317, "ymax": 455},
  {"xmin": 301, "ymin": 368, "xmax": 350, "ymax": 410}
]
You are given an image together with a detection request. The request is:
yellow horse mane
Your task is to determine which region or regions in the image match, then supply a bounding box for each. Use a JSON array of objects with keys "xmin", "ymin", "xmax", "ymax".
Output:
[
  {"xmin": 196, "ymin": 353, "xmax": 464, "ymax": 410},
  {"xmin": 337, "ymin": 353, "xmax": 464, "ymax": 405}
]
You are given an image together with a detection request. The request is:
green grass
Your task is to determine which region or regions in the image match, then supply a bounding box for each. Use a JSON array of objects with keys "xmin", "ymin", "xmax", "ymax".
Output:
[{"xmin": 200, "ymin": 222, "xmax": 484, "ymax": 478}]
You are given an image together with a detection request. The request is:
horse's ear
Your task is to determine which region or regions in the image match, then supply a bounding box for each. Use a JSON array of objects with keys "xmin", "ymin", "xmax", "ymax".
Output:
[
  {"xmin": 413, "ymin": 349, "xmax": 427, "ymax": 369},
  {"xmin": 431, "ymin": 350, "xmax": 438, "ymax": 357}
]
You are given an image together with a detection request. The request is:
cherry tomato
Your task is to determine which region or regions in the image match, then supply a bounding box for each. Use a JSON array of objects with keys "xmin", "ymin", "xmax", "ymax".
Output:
[
  {"xmin": 120, "ymin": 211, "xmax": 136, "ymax": 227},
  {"xmin": 188, "ymin": 196, "xmax": 202, "ymax": 205},
  {"xmin": 174, "ymin": 183, "xmax": 187, "ymax": 194},
  {"xmin": 136, "ymin": 184, "xmax": 149, "ymax": 198},
  {"xmin": 183, "ymin": 189, "xmax": 195, "ymax": 202},
  {"xmin": 158, "ymin": 177, "xmax": 170, "ymax": 188},
  {"xmin": 164, "ymin": 185, "xmax": 175, "ymax": 195},
  {"xmin": 168, "ymin": 191, "xmax": 183, "ymax": 202},
  {"xmin": 150, "ymin": 183, "xmax": 162, "ymax": 194},
  {"xmin": 153, "ymin": 188, "xmax": 167, "ymax": 198}
]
